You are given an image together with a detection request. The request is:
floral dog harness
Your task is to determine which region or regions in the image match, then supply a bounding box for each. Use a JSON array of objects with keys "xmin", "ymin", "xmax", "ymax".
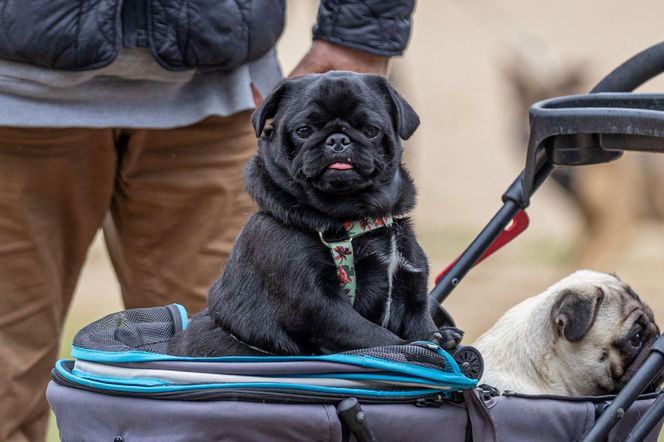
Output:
[{"xmin": 319, "ymin": 216, "xmax": 393, "ymax": 306}]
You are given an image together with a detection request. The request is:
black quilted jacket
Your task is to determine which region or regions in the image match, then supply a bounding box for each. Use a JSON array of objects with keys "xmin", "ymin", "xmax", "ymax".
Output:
[{"xmin": 0, "ymin": 0, "xmax": 415, "ymax": 71}]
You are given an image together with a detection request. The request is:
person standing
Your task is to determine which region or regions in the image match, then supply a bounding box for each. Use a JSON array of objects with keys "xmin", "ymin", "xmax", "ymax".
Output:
[{"xmin": 0, "ymin": 1, "xmax": 416, "ymax": 440}]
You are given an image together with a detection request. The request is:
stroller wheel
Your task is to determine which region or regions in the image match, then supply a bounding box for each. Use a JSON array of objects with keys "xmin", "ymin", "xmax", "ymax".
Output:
[{"xmin": 452, "ymin": 345, "xmax": 484, "ymax": 380}]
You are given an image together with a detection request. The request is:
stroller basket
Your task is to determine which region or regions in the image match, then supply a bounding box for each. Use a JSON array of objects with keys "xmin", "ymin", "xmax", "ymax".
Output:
[
  {"xmin": 51, "ymin": 304, "xmax": 476, "ymax": 402},
  {"xmin": 48, "ymin": 304, "xmax": 486, "ymax": 441}
]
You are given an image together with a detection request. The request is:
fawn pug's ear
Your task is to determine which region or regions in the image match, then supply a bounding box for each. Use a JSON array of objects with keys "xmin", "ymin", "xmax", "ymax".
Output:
[{"xmin": 551, "ymin": 287, "xmax": 604, "ymax": 342}]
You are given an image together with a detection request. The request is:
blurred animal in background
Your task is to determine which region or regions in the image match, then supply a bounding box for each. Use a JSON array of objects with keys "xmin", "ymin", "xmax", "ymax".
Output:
[{"xmin": 503, "ymin": 44, "xmax": 664, "ymax": 269}]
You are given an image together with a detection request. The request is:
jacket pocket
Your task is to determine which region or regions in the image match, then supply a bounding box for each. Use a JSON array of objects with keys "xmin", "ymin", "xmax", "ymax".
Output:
[
  {"xmin": 0, "ymin": 0, "xmax": 120, "ymax": 70},
  {"xmin": 148, "ymin": 0, "xmax": 284, "ymax": 71}
]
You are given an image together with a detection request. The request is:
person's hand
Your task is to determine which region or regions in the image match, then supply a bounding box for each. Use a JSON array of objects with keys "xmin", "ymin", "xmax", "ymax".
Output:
[{"xmin": 289, "ymin": 40, "xmax": 389, "ymax": 78}]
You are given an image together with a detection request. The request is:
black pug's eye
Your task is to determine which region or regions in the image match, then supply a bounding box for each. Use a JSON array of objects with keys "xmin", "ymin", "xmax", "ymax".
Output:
[
  {"xmin": 363, "ymin": 125, "xmax": 380, "ymax": 139},
  {"xmin": 294, "ymin": 126, "xmax": 314, "ymax": 139},
  {"xmin": 630, "ymin": 329, "xmax": 643, "ymax": 347}
]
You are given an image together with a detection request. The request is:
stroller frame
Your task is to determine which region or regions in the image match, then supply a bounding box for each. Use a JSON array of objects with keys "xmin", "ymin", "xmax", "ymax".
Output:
[{"xmin": 428, "ymin": 41, "xmax": 664, "ymax": 442}]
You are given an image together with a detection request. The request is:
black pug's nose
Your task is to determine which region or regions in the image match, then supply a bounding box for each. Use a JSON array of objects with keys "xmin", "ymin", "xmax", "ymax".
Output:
[{"xmin": 325, "ymin": 133, "xmax": 351, "ymax": 154}]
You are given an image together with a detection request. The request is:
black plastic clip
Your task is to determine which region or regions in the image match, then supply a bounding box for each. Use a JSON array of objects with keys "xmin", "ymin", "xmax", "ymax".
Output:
[{"xmin": 337, "ymin": 397, "xmax": 378, "ymax": 442}]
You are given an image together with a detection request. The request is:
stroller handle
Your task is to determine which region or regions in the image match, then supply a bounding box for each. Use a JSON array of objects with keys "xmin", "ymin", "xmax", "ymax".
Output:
[
  {"xmin": 522, "ymin": 41, "xmax": 664, "ymax": 201},
  {"xmin": 522, "ymin": 93, "xmax": 664, "ymax": 200}
]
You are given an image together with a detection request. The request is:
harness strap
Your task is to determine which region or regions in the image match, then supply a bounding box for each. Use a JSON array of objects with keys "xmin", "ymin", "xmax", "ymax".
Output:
[{"xmin": 319, "ymin": 216, "xmax": 393, "ymax": 306}]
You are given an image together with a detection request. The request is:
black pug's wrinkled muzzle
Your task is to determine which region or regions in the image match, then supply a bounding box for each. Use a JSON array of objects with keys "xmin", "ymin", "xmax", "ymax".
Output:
[{"xmin": 294, "ymin": 123, "xmax": 383, "ymax": 194}]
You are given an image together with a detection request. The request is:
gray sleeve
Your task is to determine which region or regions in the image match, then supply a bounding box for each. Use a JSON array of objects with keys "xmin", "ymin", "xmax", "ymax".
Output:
[{"xmin": 312, "ymin": 0, "xmax": 416, "ymax": 57}]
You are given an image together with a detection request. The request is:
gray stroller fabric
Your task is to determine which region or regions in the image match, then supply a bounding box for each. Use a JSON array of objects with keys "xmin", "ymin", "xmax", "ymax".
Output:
[
  {"xmin": 47, "ymin": 381, "xmax": 471, "ymax": 442},
  {"xmin": 486, "ymin": 393, "xmax": 661, "ymax": 442},
  {"xmin": 47, "ymin": 382, "xmax": 663, "ymax": 442}
]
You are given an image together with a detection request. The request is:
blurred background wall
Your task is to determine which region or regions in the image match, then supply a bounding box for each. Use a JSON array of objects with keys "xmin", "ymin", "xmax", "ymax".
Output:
[{"xmin": 49, "ymin": 1, "xmax": 664, "ymax": 437}]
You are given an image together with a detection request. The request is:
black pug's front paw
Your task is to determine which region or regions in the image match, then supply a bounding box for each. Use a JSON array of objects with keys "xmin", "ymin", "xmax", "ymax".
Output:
[{"xmin": 429, "ymin": 327, "xmax": 464, "ymax": 351}]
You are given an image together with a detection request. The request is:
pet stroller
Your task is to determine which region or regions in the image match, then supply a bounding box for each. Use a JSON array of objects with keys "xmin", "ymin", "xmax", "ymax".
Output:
[{"xmin": 48, "ymin": 41, "xmax": 664, "ymax": 441}]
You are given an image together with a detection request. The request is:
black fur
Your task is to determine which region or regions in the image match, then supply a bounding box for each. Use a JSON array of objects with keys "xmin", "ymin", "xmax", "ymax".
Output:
[{"xmin": 170, "ymin": 72, "xmax": 454, "ymax": 357}]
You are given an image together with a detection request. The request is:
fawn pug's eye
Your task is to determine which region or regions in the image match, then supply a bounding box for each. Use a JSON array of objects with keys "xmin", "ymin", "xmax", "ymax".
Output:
[
  {"xmin": 294, "ymin": 126, "xmax": 314, "ymax": 139},
  {"xmin": 363, "ymin": 125, "xmax": 380, "ymax": 138},
  {"xmin": 630, "ymin": 329, "xmax": 643, "ymax": 347}
]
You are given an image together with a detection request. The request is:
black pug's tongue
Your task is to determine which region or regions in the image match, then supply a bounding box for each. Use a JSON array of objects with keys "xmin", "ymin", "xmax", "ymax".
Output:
[{"xmin": 328, "ymin": 162, "xmax": 354, "ymax": 170}]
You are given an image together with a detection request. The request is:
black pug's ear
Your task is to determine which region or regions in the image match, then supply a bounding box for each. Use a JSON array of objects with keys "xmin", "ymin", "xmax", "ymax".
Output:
[
  {"xmin": 251, "ymin": 80, "xmax": 290, "ymax": 137},
  {"xmin": 371, "ymin": 76, "xmax": 420, "ymax": 140},
  {"xmin": 551, "ymin": 287, "xmax": 604, "ymax": 342}
]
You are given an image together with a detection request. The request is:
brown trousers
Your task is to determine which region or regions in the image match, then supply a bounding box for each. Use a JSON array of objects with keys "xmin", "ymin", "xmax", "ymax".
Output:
[{"xmin": 0, "ymin": 113, "xmax": 256, "ymax": 442}]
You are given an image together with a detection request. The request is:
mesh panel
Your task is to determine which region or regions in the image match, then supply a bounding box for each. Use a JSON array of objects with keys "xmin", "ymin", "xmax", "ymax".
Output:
[
  {"xmin": 341, "ymin": 344, "xmax": 453, "ymax": 373},
  {"xmin": 72, "ymin": 306, "xmax": 453, "ymax": 376},
  {"xmin": 73, "ymin": 306, "xmax": 176, "ymax": 354}
]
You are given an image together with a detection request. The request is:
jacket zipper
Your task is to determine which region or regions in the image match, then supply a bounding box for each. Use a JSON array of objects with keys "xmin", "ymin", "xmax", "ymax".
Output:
[
  {"xmin": 122, "ymin": 0, "xmax": 149, "ymax": 48},
  {"xmin": 135, "ymin": 0, "xmax": 148, "ymax": 47}
]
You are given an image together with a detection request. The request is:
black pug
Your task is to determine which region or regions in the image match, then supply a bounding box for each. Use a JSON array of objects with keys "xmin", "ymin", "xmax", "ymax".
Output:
[{"xmin": 169, "ymin": 71, "xmax": 460, "ymax": 357}]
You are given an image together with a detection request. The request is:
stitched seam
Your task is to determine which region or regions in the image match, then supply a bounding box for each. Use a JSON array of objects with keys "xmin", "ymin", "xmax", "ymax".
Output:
[
  {"xmin": 325, "ymin": 0, "xmax": 401, "ymax": 53},
  {"xmin": 155, "ymin": 0, "xmax": 170, "ymax": 44},
  {"xmin": 183, "ymin": 0, "xmax": 190, "ymax": 60},
  {"xmin": 584, "ymin": 402, "xmax": 595, "ymax": 436},
  {"xmin": 97, "ymin": 0, "xmax": 118, "ymax": 46},
  {"xmin": 360, "ymin": 1, "xmax": 389, "ymax": 52},
  {"xmin": 0, "ymin": 3, "xmax": 12, "ymax": 51},
  {"xmin": 365, "ymin": 1, "xmax": 388, "ymax": 52},
  {"xmin": 74, "ymin": 0, "xmax": 83, "ymax": 64},
  {"xmin": 233, "ymin": 0, "xmax": 250, "ymax": 60},
  {"xmin": 174, "ymin": 0, "xmax": 191, "ymax": 64},
  {"xmin": 245, "ymin": 0, "xmax": 252, "ymax": 58},
  {"xmin": 322, "ymin": 404, "xmax": 335, "ymax": 442},
  {"xmin": 329, "ymin": 0, "xmax": 340, "ymax": 40}
]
